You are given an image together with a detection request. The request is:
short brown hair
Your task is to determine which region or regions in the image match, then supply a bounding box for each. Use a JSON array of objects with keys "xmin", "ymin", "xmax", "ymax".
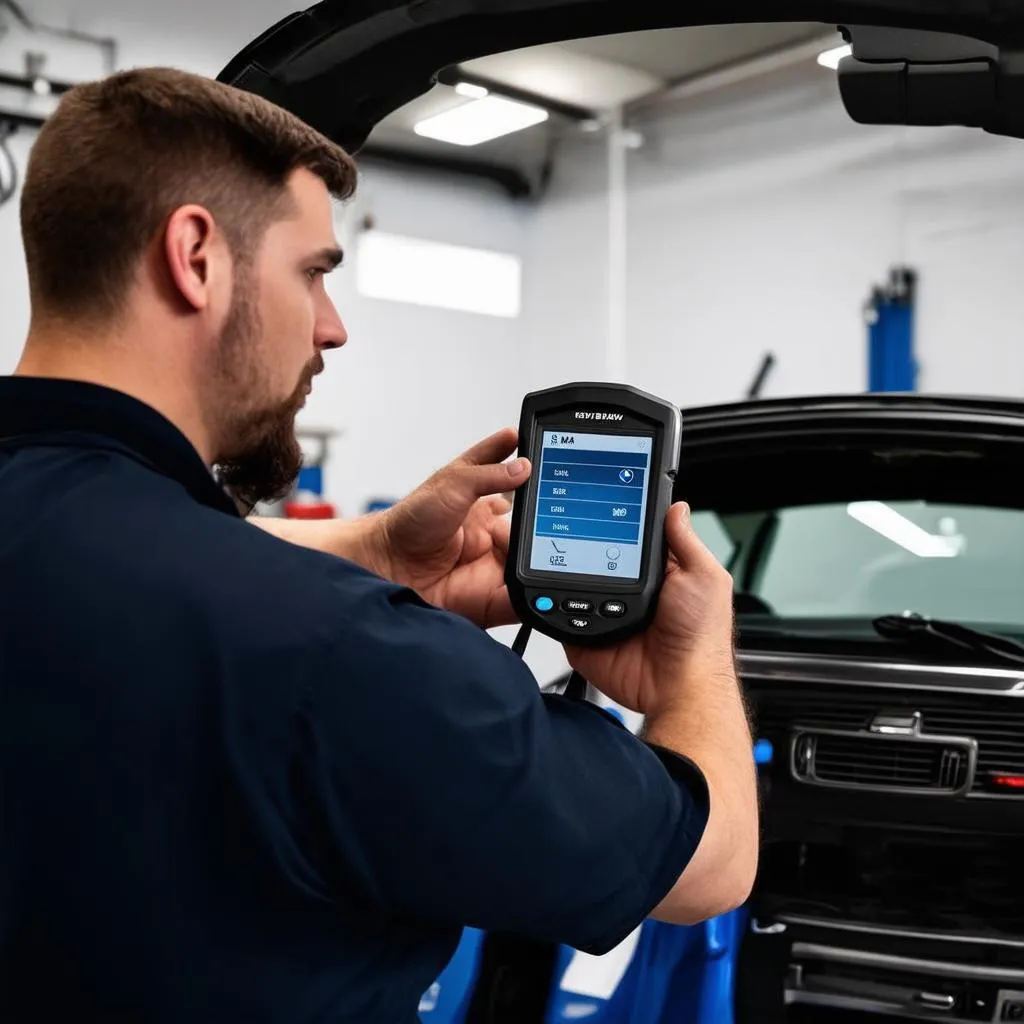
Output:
[{"xmin": 20, "ymin": 66, "xmax": 358, "ymax": 325}]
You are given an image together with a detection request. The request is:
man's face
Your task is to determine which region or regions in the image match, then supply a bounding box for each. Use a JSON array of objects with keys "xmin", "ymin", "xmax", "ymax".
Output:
[{"xmin": 213, "ymin": 168, "xmax": 347, "ymax": 507}]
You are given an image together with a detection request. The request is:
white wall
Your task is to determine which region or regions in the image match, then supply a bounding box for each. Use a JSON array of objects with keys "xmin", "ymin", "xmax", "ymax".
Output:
[
  {"xmin": 316, "ymin": 167, "xmax": 529, "ymax": 516},
  {"xmin": 529, "ymin": 66, "xmax": 1024, "ymax": 405}
]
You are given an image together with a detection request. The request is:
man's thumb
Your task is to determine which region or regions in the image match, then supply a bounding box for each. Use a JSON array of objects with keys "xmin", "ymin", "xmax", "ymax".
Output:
[
  {"xmin": 665, "ymin": 501, "xmax": 706, "ymax": 568},
  {"xmin": 457, "ymin": 457, "xmax": 530, "ymax": 502},
  {"xmin": 431, "ymin": 457, "xmax": 530, "ymax": 521}
]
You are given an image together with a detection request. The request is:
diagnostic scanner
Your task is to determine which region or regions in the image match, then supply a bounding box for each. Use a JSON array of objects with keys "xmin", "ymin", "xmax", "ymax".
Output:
[{"xmin": 506, "ymin": 382, "xmax": 681, "ymax": 647}]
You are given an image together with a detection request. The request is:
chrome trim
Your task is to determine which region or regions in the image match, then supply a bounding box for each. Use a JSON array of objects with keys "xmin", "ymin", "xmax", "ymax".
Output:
[
  {"xmin": 785, "ymin": 961, "xmax": 976, "ymax": 1021},
  {"xmin": 870, "ymin": 710, "xmax": 923, "ymax": 735},
  {"xmin": 785, "ymin": 990, "xmax": 974, "ymax": 1022},
  {"xmin": 792, "ymin": 942, "xmax": 1024, "ymax": 982},
  {"xmin": 915, "ymin": 991, "xmax": 955, "ymax": 1010},
  {"xmin": 777, "ymin": 914, "xmax": 1024, "ymax": 950},
  {"xmin": 739, "ymin": 650, "xmax": 1024, "ymax": 695},
  {"xmin": 788, "ymin": 726, "xmax": 978, "ymax": 796},
  {"xmin": 750, "ymin": 917, "xmax": 787, "ymax": 935}
]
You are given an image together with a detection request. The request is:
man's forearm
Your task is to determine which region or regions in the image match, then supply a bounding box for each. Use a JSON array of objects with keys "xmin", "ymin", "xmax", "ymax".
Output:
[
  {"xmin": 641, "ymin": 652, "xmax": 759, "ymax": 924},
  {"xmin": 249, "ymin": 515, "xmax": 384, "ymax": 573}
]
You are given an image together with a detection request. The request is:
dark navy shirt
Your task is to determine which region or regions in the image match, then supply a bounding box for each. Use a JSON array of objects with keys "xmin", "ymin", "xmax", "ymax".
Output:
[{"xmin": 0, "ymin": 376, "xmax": 709, "ymax": 1023}]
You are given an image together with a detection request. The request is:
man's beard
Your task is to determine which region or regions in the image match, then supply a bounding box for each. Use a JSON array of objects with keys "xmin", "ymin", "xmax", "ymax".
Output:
[{"xmin": 212, "ymin": 284, "xmax": 321, "ymax": 511}]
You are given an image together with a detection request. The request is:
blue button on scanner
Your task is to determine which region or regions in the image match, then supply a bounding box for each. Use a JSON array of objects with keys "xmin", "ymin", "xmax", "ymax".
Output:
[{"xmin": 534, "ymin": 596, "xmax": 554, "ymax": 613}]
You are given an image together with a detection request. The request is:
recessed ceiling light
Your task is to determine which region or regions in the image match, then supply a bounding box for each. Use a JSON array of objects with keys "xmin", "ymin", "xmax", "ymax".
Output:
[
  {"xmin": 454, "ymin": 82, "xmax": 488, "ymax": 100},
  {"xmin": 817, "ymin": 43, "xmax": 853, "ymax": 71},
  {"xmin": 414, "ymin": 95, "xmax": 548, "ymax": 146}
]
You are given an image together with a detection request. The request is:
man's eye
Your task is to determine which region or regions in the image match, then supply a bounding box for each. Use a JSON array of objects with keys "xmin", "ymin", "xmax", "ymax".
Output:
[{"xmin": 306, "ymin": 268, "xmax": 324, "ymax": 282}]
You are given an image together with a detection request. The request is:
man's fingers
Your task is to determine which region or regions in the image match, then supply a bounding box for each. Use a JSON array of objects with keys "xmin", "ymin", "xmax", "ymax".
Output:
[
  {"xmin": 442, "ymin": 459, "xmax": 530, "ymax": 511},
  {"xmin": 457, "ymin": 427, "xmax": 519, "ymax": 469},
  {"xmin": 490, "ymin": 513, "xmax": 511, "ymax": 556},
  {"xmin": 398, "ymin": 428, "xmax": 524, "ymax": 539},
  {"xmin": 487, "ymin": 495, "xmax": 513, "ymax": 516},
  {"xmin": 430, "ymin": 427, "xmax": 528, "ymax": 509}
]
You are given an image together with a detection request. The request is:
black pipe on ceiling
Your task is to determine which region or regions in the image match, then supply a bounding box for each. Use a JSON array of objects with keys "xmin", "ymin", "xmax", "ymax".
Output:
[
  {"xmin": 435, "ymin": 65, "xmax": 598, "ymax": 124},
  {"xmin": 358, "ymin": 143, "xmax": 535, "ymax": 198}
]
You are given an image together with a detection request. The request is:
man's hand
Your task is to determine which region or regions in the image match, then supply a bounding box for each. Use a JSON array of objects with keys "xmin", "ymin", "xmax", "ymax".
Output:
[
  {"xmin": 367, "ymin": 428, "xmax": 530, "ymax": 628},
  {"xmin": 565, "ymin": 502, "xmax": 736, "ymax": 714},
  {"xmin": 568, "ymin": 503, "xmax": 757, "ymax": 926},
  {"xmin": 250, "ymin": 429, "xmax": 530, "ymax": 627}
]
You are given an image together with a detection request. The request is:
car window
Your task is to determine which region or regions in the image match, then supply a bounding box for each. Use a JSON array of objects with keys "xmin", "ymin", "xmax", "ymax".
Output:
[
  {"xmin": 690, "ymin": 511, "xmax": 736, "ymax": 567},
  {"xmin": 743, "ymin": 501, "xmax": 1024, "ymax": 629}
]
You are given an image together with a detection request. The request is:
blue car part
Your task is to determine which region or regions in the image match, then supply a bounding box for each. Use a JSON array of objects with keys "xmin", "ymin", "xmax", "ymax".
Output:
[{"xmin": 419, "ymin": 928, "xmax": 485, "ymax": 1022}]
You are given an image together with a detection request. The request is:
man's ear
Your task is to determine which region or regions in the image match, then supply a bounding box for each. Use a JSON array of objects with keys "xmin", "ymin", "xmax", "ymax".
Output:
[{"xmin": 163, "ymin": 204, "xmax": 220, "ymax": 313}]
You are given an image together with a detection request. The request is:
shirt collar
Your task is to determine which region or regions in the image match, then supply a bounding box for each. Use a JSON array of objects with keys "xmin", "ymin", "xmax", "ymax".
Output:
[{"xmin": 0, "ymin": 375, "xmax": 241, "ymax": 517}]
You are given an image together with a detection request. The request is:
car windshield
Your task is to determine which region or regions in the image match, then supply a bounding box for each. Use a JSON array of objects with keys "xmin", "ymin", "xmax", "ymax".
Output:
[{"xmin": 692, "ymin": 500, "xmax": 1024, "ymax": 642}]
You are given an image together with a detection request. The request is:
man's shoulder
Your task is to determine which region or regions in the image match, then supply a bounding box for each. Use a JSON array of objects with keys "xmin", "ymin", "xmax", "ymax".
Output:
[{"xmin": 56, "ymin": 475, "xmax": 419, "ymax": 644}]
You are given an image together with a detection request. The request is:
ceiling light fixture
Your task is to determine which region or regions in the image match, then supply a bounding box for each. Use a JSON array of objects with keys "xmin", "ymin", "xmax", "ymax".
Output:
[
  {"xmin": 817, "ymin": 43, "xmax": 853, "ymax": 70},
  {"xmin": 414, "ymin": 94, "xmax": 548, "ymax": 146},
  {"xmin": 846, "ymin": 501, "xmax": 960, "ymax": 557},
  {"xmin": 454, "ymin": 82, "xmax": 488, "ymax": 100}
]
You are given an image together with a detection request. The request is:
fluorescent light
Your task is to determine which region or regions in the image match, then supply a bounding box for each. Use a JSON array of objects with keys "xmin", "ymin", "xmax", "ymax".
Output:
[
  {"xmin": 454, "ymin": 82, "xmax": 488, "ymax": 99},
  {"xmin": 414, "ymin": 95, "xmax": 548, "ymax": 146},
  {"xmin": 355, "ymin": 231, "xmax": 521, "ymax": 318},
  {"xmin": 847, "ymin": 502, "xmax": 960, "ymax": 557},
  {"xmin": 817, "ymin": 43, "xmax": 853, "ymax": 70}
]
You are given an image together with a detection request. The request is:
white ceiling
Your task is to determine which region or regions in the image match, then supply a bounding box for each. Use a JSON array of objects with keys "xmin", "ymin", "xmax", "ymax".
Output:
[
  {"xmin": 563, "ymin": 23, "xmax": 829, "ymax": 81},
  {"xmin": 371, "ymin": 22, "xmax": 843, "ymax": 161}
]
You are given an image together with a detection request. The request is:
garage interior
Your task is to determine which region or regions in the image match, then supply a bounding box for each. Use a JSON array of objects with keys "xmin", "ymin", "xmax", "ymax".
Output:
[{"xmin": 3, "ymin": 1, "xmax": 1024, "ymax": 1022}]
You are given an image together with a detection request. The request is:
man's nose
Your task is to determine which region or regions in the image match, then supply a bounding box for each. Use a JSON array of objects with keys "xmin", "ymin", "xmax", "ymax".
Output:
[{"xmin": 315, "ymin": 296, "xmax": 348, "ymax": 351}]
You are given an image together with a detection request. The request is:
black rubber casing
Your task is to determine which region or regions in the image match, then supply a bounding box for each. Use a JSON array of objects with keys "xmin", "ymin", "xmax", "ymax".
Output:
[{"xmin": 506, "ymin": 382, "xmax": 682, "ymax": 647}]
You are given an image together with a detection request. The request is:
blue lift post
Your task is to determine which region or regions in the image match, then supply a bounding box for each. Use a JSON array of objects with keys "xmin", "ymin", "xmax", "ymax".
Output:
[{"xmin": 866, "ymin": 267, "xmax": 918, "ymax": 392}]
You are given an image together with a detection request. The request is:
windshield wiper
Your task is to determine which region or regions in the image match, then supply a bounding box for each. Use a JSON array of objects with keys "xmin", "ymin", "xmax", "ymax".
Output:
[{"xmin": 873, "ymin": 612, "xmax": 1024, "ymax": 667}]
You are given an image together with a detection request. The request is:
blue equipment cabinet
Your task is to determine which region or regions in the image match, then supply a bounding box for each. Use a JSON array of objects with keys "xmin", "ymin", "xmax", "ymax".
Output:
[{"xmin": 866, "ymin": 266, "xmax": 918, "ymax": 392}]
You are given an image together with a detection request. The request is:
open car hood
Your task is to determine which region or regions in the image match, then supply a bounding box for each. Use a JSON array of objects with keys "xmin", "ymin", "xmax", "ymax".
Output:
[{"xmin": 219, "ymin": 0, "xmax": 1024, "ymax": 153}]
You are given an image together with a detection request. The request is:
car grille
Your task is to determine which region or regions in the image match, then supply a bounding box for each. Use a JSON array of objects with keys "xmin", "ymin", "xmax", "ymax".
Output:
[
  {"xmin": 756, "ymin": 833, "xmax": 1024, "ymax": 937},
  {"xmin": 803, "ymin": 733, "xmax": 970, "ymax": 791},
  {"xmin": 750, "ymin": 684, "xmax": 1024, "ymax": 795}
]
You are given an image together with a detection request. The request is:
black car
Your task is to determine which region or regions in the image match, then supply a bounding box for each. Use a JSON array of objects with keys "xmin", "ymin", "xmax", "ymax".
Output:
[
  {"xmin": 529, "ymin": 393, "xmax": 1024, "ymax": 1023},
  {"xmin": 682, "ymin": 393, "xmax": 1024, "ymax": 1022}
]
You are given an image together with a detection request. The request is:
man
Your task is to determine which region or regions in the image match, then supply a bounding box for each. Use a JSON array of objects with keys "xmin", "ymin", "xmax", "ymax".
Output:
[{"xmin": 0, "ymin": 68, "xmax": 758, "ymax": 1022}]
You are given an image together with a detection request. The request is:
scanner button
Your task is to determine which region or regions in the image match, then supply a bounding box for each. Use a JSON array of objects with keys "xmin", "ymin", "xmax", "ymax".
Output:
[
  {"xmin": 567, "ymin": 617, "xmax": 592, "ymax": 631},
  {"xmin": 534, "ymin": 596, "xmax": 554, "ymax": 613},
  {"xmin": 562, "ymin": 598, "xmax": 593, "ymax": 613},
  {"xmin": 600, "ymin": 601, "xmax": 627, "ymax": 618}
]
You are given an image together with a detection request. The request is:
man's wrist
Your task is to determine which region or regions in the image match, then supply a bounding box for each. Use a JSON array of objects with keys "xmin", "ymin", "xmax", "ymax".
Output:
[{"xmin": 640, "ymin": 648, "xmax": 738, "ymax": 721}]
